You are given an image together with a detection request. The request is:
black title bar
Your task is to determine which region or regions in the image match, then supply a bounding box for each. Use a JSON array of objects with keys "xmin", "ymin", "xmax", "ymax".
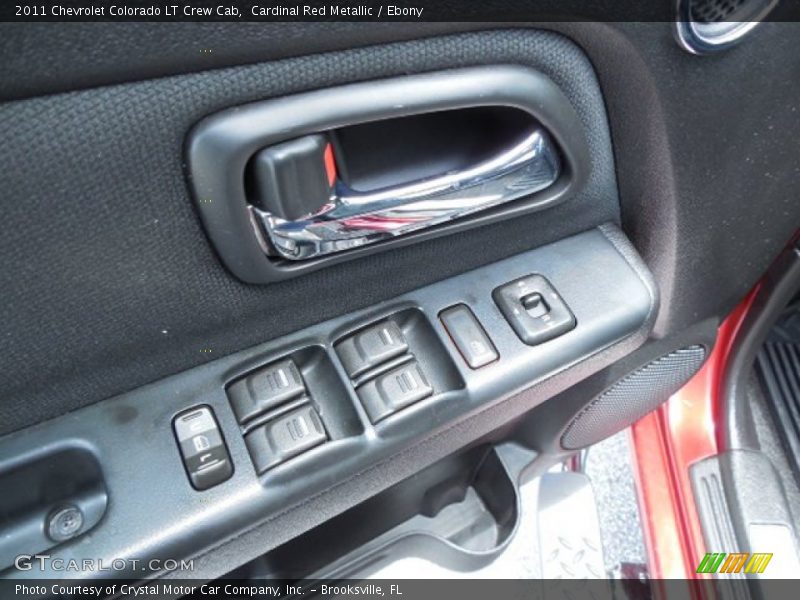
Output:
[{"xmin": 3, "ymin": 0, "xmax": 800, "ymax": 22}]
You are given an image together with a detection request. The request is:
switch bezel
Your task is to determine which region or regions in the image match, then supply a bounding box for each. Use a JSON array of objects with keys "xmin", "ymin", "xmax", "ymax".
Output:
[
  {"xmin": 493, "ymin": 274, "xmax": 577, "ymax": 346},
  {"xmin": 0, "ymin": 226, "xmax": 657, "ymax": 579}
]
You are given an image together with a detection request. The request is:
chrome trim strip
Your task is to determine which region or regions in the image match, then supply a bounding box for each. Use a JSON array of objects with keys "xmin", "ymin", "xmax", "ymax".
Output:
[{"xmin": 254, "ymin": 128, "xmax": 560, "ymax": 260}]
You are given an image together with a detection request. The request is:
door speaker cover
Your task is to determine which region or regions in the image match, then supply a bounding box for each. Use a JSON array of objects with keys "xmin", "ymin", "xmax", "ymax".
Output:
[{"xmin": 561, "ymin": 345, "xmax": 707, "ymax": 450}]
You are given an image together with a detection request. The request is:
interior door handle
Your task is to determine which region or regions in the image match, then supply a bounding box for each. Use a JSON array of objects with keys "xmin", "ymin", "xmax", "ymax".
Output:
[
  {"xmin": 255, "ymin": 128, "xmax": 560, "ymax": 260},
  {"xmin": 187, "ymin": 66, "xmax": 590, "ymax": 283}
]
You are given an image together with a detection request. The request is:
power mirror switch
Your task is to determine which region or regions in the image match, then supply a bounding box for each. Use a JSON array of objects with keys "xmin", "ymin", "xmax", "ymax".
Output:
[
  {"xmin": 228, "ymin": 358, "xmax": 306, "ymax": 423},
  {"xmin": 358, "ymin": 361, "xmax": 433, "ymax": 423},
  {"xmin": 336, "ymin": 320, "xmax": 408, "ymax": 378},
  {"xmin": 245, "ymin": 404, "xmax": 327, "ymax": 473},
  {"xmin": 439, "ymin": 305, "xmax": 499, "ymax": 369},
  {"xmin": 173, "ymin": 406, "xmax": 233, "ymax": 491},
  {"xmin": 521, "ymin": 292, "xmax": 549, "ymax": 318},
  {"xmin": 493, "ymin": 275, "xmax": 576, "ymax": 346}
]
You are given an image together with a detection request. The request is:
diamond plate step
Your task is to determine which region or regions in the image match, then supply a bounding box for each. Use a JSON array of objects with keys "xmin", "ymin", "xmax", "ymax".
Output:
[{"xmin": 538, "ymin": 472, "xmax": 606, "ymax": 579}]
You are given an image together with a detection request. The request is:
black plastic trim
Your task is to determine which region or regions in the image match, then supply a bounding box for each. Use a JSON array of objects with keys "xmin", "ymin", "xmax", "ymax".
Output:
[
  {"xmin": 0, "ymin": 225, "xmax": 654, "ymax": 582},
  {"xmin": 691, "ymin": 450, "xmax": 800, "ymax": 587},
  {"xmin": 722, "ymin": 240, "xmax": 800, "ymax": 451}
]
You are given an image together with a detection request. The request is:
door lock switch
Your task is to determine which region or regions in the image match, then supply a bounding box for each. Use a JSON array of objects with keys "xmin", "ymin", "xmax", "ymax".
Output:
[
  {"xmin": 245, "ymin": 404, "xmax": 328, "ymax": 473},
  {"xmin": 493, "ymin": 275, "xmax": 576, "ymax": 346},
  {"xmin": 439, "ymin": 304, "xmax": 498, "ymax": 369},
  {"xmin": 336, "ymin": 320, "xmax": 408, "ymax": 378},
  {"xmin": 358, "ymin": 361, "xmax": 433, "ymax": 423},
  {"xmin": 228, "ymin": 358, "xmax": 306, "ymax": 423},
  {"xmin": 173, "ymin": 406, "xmax": 233, "ymax": 491}
]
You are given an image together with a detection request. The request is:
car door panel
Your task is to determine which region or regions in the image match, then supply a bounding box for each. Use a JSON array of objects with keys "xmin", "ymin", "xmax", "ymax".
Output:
[{"xmin": 2, "ymin": 20, "xmax": 799, "ymax": 585}]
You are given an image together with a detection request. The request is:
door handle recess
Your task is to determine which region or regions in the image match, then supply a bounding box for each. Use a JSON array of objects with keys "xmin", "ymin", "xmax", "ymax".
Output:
[
  {"xmin": 187, "ymin": 66, "xmax": 590, "ymax": 283},
  {"xmin": 257, "ymin": 128, "xmax": 560, "ymax": 260}
]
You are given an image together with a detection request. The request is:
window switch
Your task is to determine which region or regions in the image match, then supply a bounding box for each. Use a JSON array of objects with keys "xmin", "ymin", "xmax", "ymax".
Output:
[
  {"xmin": 228, "ymin": 358, "xmax": 306, "ymax": 423},
  {"xmin": 357, "ymin": 361, "xmax": 433, "ymax": 423},
  {"xmin": 336, "ymin": 320, "xmax": 408, "ymax": 378},
  {"xmin": 173, "ymin": 406, "xmax": 233, "ymax": 491},
  {"xmin": 245, "ymin": 404, "xmax": 327, "ymax": 473},
  {"xmin": 493, "ymin": 275, "xmax": 576, "ymax": 345}
]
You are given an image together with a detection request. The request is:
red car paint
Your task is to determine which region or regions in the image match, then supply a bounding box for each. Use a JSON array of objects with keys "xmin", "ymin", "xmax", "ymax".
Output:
[{"xmin": 630, "ymin": 287, "xmax": 758, "ymax": 580}]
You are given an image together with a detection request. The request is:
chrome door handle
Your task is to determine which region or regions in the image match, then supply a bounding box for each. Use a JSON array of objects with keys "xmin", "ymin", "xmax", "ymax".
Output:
[
  {"xmin": 187, "ymin": 65, "xmax": 590, "ymax": 282},
  {"xmin": 253, "ymin": 127, "xmax": 560, "ymax": 261}
]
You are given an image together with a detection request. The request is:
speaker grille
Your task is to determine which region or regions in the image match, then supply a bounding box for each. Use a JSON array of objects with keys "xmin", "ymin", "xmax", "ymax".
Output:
[
  {"xmin": 675, "ymin": 0, "xmax": 778, "ymax": 54},
  {"xmin": 690, "ymin": 0, "xmax": 748, "ymax": 22},
  {"xmin": 561, "ymin": 345, "xmax": 707, "ymax": 450}
]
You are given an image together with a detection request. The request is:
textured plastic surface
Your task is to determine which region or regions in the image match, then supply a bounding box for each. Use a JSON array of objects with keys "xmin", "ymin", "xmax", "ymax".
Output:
[
  {"xmin": 0, "ymin": 226, "xmax": 655, "ymax": 581},
  {"xmin": 3, "ymin": 21, "xmax": 797, "ymax": 335},
  {"xmin": 0, "ymin": 30, "xmax": 620, "ymax": 438},
  {"xmin": 3, "ymin": 24, "xmax": 800, "ymax": 447},
  {"xmin": 0, "ymin": 447, "xmax": 108, "ymax": 571}
]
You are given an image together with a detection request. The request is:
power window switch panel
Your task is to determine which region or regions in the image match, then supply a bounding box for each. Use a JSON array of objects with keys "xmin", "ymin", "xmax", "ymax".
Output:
[
  {"xmin": 358, "ymin": 361, "xmax": 433, "ymax": 423},
  {"xmin": 228, "ymin": 358, "xmax": 306, "ymax": 423},
  {"xmin": 493, "ymin": 274, "xmax": 576, "ymax": 346},
  {"xmin": 245, "ymin": 404, "xmax": 327, "ymax": 473},
  {"xmin": 439, "ymin": 304, "xmax": 498, "ymax": 369},
  {"xmin": 173, "ymin": 406, "xmax": 233, "ymax": 491},
  {"xmin": 336, "ymin": 320, "xmax": 408, "ymax": 378}
]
